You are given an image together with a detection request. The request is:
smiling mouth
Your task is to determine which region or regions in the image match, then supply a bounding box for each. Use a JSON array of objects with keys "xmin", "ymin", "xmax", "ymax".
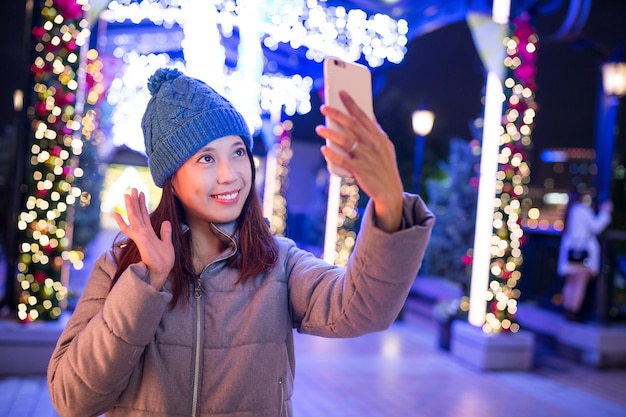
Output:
[{"xmin": 212, "ymin": 191, "xmax": 239, "ymax": 202}]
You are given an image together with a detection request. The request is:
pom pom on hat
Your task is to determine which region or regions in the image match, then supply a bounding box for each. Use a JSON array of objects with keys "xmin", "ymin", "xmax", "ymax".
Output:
[
  {"xmin": 146, "ymin": 67, "xmax": 184, "ymax": 95},
  {"xmin": 142, "ymin": 68, "xmax": 253, "ymax": 187}
]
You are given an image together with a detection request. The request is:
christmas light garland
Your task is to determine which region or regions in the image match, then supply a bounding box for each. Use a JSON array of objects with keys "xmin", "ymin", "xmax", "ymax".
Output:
[
  {"xmin": 333, "ymin": 178, "xmax": 360, "ymax": 267},
  {"xmin": 17, "ymin": 0, "xmax": 90, "ymax": 322},
  {"xmin": 266, "ymin": 121, "xmax": 294, "ymax": 236},
  {"xmin": 483, "ymin": 13, "xmax": 539, "ymax": 333}
]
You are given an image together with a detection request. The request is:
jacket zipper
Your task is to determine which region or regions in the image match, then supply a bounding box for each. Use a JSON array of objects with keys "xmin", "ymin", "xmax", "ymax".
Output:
[
  {"xmin": 188, "ymin": 224, "xmax": 237, "ymax": 417},
  {"xmin": 279, "ymin": 378, "xmax": 284, "ymax": 417},
  {"xmin": 191, "ymin": 277, "xmax": 203, "ymax": 417}
]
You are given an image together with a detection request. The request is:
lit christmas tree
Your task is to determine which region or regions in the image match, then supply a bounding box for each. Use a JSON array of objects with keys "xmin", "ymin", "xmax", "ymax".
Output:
[{"xmin": 423, "ymin": 138, "xmax": 479, "ymax": 287}]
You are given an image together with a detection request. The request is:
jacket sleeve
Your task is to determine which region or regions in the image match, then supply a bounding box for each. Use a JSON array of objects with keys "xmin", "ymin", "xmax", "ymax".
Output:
[
  {"xmin": 47, "ymin": 250, "xmax": 172, "ymax": 417},
  {"xmin": 287, "ymin": 193, "xmax": 435, "ymax": 337},
  {"xmin": 581, "ymin": 205, "xmax": 612, "ymax": 235}
]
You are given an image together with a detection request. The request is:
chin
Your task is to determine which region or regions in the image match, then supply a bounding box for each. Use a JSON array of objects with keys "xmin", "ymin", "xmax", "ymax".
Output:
[{"xmin": 208, "ymin": 207, "xmax": 244, "ymax": 224}]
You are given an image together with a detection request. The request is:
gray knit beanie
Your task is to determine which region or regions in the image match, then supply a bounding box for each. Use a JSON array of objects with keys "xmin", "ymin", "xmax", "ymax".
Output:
[{"xmin": 141, "ymin": 68, "xmax": 253, "ymax": 187}]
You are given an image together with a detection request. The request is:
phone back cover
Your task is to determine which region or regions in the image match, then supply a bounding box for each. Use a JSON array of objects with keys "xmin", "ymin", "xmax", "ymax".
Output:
[{"xmin": 324, "ymin": 59, "xmax": 374, "ymax": 125}]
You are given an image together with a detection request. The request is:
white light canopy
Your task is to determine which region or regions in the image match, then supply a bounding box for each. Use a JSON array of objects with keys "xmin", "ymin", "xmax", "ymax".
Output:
[{"xmin": 101, "ymin": 0, "xmax": 409, "ymax": 152}]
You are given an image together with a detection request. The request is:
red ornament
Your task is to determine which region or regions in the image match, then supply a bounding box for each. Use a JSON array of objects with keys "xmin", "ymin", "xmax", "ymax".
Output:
[
  {"xmin": 32, "ymin": 26, "xmax": 46, "ymax": 38},
  {"xmin": 64, "ymin": 92, "xmax": 76, "ymax": 105},
  {"xmin": 66, "ymin": 40, "xmax": 77, "ymax": 52},
  {"xmin": 35, "ymin": 101, "xmax": 48, "ymax": 117},
  {"xmin": 34, "ymin": 270, "xmax": 46, "ymax": 283},
  {"xmin": 55, "ymin": 0, "xmax": 84, "ymax": 20}
]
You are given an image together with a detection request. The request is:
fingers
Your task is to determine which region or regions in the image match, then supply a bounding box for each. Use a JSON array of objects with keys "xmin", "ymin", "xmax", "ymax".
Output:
[
  {"xmin": 113, "ymin": 210, "xmax": 129, "ymax": 234},
  {"xmin": 316, "ymin": 92, "xmax": 404, "ymax": 211},
  {"xmin": 124, "ymin": 189, "xmax": 151, "ymax": 229},
  {"xmin": 318, "ymin": 91, "xmax": 379, "ymax": 150},
  {"xmin": 114, "ymin": 188, "xmax": 155, "ymax": 239},
  {"xmin": 160, "ymin": 220, "xmax": 173, "ymax": 245},
  {"xmin": 338, "ymin": 90, "xmax": 376, "ymax": 131},
  {"xmin": 138, "ymin": 189, "xmax": 149, "ymax": 219},
  {"xmin": 113, "ymin": 189, "xmax": 174, "ymax": 287}
]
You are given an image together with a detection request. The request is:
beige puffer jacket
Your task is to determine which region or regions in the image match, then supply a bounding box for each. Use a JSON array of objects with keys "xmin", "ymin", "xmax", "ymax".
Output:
[{"xmin": 48, "ymin": 194, "xmax": 434, "ymax": 417}]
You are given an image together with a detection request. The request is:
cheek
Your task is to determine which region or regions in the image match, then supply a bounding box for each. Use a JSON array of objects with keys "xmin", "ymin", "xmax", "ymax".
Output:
[
  {"xmin": 239, "ymin": 159, "xmax": 253, "ymax": 181},
  {"xmin": 171, "ymin": 171, "xmax": 199, "ymax": 201},
  {"xmin": 239, "ymin": 162, "xmax": 253, "ymax": 196}
]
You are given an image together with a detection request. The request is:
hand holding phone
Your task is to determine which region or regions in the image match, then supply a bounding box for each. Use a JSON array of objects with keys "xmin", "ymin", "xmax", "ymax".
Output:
[{"xmin": 323, "ymin": 57, "xmax": 374, "ymax": 177}]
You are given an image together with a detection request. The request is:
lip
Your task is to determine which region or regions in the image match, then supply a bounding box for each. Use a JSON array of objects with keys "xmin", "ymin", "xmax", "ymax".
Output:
[{"xmin": 211, "ymin": 190, "xmax": 240, "ymax": 204}]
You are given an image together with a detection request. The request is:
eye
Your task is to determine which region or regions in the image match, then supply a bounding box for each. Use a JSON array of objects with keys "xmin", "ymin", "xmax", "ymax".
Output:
[
  {"xmin": 198, "ymin": 153, "xmax": 214, "ymax": 163},
  {"xmin": 233, "ymin": 147, "xmax": 246, "ymax": 158}
]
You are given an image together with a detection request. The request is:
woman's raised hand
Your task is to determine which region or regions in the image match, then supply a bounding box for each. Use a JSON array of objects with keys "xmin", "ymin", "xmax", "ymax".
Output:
[
  {"xmin": 113, "ymin": 188, "xmax": 174, "ymax": 290},
  {"xmin": 315, "ymin": 91, "xmax": 404, "ymax": 233}
]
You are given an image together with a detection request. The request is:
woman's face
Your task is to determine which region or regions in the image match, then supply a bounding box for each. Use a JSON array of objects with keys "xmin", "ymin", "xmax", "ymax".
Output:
[{"xmin": 172, "ymin": 135, "xmax": 252, "ymax": 227}]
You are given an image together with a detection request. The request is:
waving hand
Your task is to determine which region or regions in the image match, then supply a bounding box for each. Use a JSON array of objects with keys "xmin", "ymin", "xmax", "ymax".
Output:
[{"xmin": 113, "ymin": 188, "xmax": 174, "ymax": 290}]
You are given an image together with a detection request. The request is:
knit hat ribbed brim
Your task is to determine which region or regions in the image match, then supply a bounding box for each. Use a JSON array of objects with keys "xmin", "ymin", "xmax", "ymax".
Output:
[{"xmin": 141, "ymin": 68, "xmax": 253, "ymax": 187}]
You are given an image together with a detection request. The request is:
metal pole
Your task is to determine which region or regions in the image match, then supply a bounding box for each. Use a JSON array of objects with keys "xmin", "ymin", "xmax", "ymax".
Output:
[
  {"xmin": 412, "ymin": 134, "xmax": 425, "ymax": 194},
  {"xmin": 593, "ymin": 68, "xmax": 620, "ymax": 323},
  {"xmin": 594, "ymin": 94, "xmax": 618, "ymax": 203}
]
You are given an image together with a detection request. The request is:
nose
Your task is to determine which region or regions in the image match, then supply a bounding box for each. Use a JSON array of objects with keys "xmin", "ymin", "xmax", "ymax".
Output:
[{"xmin": 216, "ymin": 159, "xmax": 237, "ymax": 184}]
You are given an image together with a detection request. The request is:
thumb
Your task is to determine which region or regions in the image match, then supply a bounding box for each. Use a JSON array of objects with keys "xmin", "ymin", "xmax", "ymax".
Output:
[{"xmin": 160, "ymin": 220, "xmax": 173, "ymax": 244}]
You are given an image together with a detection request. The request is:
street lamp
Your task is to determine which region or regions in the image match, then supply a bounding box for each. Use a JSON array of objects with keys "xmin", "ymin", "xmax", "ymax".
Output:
[
  {"xmin": 595, "ymin": 49, "xmax": 626, "ymax": 203},
  {"xmin": 594, "ymin": 48, "xmax": 626, "ymax": 323},
  {"xmin": 411, "ymin": 109, "xmax": 434, "ymax": 194},
  {"xmin": 602, "ymin": 61, "xmax": 626, "ymax": 97}
]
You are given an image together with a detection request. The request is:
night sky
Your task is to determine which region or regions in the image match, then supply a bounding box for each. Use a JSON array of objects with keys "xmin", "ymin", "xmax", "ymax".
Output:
[{"xmin": 376, "ymin": 1, "xmax": 626, "ymax": 175}]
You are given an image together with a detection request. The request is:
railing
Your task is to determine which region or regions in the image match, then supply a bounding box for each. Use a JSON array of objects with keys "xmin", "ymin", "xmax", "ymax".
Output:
[
  {"xmin": 520, "ymin": 228, "xmax": 626, "ymax": 323},
  {"xmin": 600, "ymin": 229, "xmax": 626, "ymax": 322}
]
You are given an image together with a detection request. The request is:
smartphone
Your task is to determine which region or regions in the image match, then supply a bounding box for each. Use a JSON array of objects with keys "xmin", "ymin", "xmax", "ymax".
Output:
[{"xmin": 323, "ymin": 57, "xmax": 374, "ymax": 177}]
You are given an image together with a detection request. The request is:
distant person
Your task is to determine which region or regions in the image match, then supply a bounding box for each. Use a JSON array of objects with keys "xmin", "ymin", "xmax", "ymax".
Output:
[
  {"xmin": 557, "ymin": 189, "xmax": 612, "ymax": 322},
  {"xmin": 47, "ymin": 68, "xmax": 435, "ymax": 416}
]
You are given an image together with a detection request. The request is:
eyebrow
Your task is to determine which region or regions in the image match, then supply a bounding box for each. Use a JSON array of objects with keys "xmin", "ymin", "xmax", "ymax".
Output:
[{"xmin": 197, "ymin": 138, "xmax": 245, "ymax": 153}]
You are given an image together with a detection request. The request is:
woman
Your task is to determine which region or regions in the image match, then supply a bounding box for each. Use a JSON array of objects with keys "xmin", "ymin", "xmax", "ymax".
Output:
[
  {"xmin": 47, "ymin": 68, "xmax": 434, "ymax": 416},
  {"xmin": 557, "ymin": 189, "xmax": 612, "ymax": 322}
]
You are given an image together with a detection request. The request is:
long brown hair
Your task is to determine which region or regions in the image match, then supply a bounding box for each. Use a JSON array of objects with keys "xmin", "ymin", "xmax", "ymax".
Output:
[{"xmin": 110, "ymin": 148, "xmax": 279, "ymax": 307}]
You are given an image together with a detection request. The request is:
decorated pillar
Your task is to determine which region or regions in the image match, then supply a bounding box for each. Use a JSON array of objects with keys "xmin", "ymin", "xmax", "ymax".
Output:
[
  {"xmin": 467, "ymin": 9, "xmax": 539, "ymax": 333},
  {"xmin": 16, "ymin": 0, "xmax": 91, "ymax": 322}
]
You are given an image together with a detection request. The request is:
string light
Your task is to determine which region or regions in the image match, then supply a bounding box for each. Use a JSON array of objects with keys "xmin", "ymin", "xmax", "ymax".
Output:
[
  {"xmin": 18, "ymin": 0, "xmax": 91, "ymax": 322},
  {"xmin": 261, "ymin": 1, "xmax": 408, "ymax": 67},
  {"xmin": 322, "ymin": 175, "xmax": 360, "ymax": 266},
  {"xmin": 333, "ymin": 178, "xmax": 360, "ymax": 267},
  {"xmin": 102, "ymin": 0, "xmax": 406, "ymax": 139},
  {"xmin": 266, "ymin": 121, "xmax": 294, "ymax": 236},
  {"xmin": 482, "ymin": 13, "xmax": 538, "ymax": 334},
  {"xmin": 104, "ymin": 0, "xmax": 408, "ymax": 68}
]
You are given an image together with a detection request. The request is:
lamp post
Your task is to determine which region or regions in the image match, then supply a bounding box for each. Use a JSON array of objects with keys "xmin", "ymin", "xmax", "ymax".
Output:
[
  {"xmin": 595, "ymin": 51, "xmax": 626, "ymax": 203},
  {"xmin": 594, "ymin": 49, "xmax": 625, "ymax": 323},
  {"xmin": 411, "ymin": 109, "xmax": 434, "ymax": 194}
]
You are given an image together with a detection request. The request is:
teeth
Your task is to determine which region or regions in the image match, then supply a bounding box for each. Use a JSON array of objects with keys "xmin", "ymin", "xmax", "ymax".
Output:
[{"xmin": 214, "ymin": 192, "xmax": 238, "ymax": 201}]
